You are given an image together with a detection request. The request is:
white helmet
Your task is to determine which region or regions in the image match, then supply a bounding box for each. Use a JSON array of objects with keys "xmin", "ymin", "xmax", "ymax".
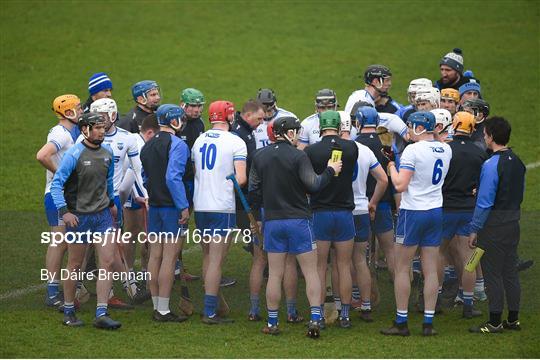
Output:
[
  {"xmin": 407, "ymin": 78, "xmax": 433, "ymax": 104},
  {"xmin": 430, "ymin": 109, "xmax": 452, "ymax": 133},
  {"xmin": 415, "ymin": 87, "xmax": 440, "ymax": 108},
  {"xmin": 90, "ymin": 98, "xmax": 118, "ymax": 122},
  {"xmin": 338, "ymin": 110, "xmax": 351, "ymax": 133}
]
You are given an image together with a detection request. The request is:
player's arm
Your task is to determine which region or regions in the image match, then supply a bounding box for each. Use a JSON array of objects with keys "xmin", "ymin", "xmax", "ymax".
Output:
[
  {"xmin": 296, "ymin": 122, "xmax": 310, "ymax": 150},
  {"xmin": 233, "ymin": 140, "xmax": 248, "ymax": 187},
  {"xmin": 36, "ymin": 143, "xmax": 59, "ymax": 173},
  {"xmin": 387, "ymin": 163, "xmax": 413, "ymax": 193},
  {"xmin": 50, "ymin": 151, "xmax": 79, "ymax": 227},
  {"xmin": 297, "ymin": 152, "xmax": 339, "ymax": 193},
  {"xmin": 369, "ymin": 163, "xmax": 388, "ymax": 206},
  {"xmin": 247, "ymin": 163, "xmax": 262, "ymax": 211},
  {"xmin": 379, "ymin": 112, "xmax": 409, "ymax": 140},
  {"xmin": 127, "ymin": 136, "xmax": 147, "ymax": 198},
  {"xmin": 166, "ymin": 139, "xmax": 190, "ymax": 216},
  {"xmin": 468, "ymin": 157, "xmax": 500, "ymax": 247},
  {"xmin": 104, "ymin": 147, "xmax": 118, "ymax": 219}
]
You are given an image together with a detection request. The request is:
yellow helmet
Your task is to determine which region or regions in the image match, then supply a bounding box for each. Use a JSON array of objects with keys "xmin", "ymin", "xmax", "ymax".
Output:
[
  {"xmin": 441, "ymin": 88, "xmax": 460, "ymax": 103},
  {"xmin": 52, "ymin": 94, "xmax": 80, "ymax": 120},
  {"xmin": 452, "ymin": 111, "xmax": 476, "ymax": 134}
]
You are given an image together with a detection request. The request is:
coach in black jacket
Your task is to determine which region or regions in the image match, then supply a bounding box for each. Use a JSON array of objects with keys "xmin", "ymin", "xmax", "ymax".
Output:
[{"xmin": 249, "ymin": 116, "xmax": 341, "ymax": 336}]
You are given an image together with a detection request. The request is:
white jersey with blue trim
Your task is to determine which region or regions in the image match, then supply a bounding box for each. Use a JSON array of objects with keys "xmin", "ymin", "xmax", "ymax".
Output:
[
  {"xmin": 352, "ymin": 142, "xmax": 380, "ymax": 214},
  {"xmin": 192, "ymin": 129, "xmax": 247, "ymax": 212},
  {"xmin": 344, "ymin": 89, "xmax": 376, "ymax": 115},
  {"xmin": 254, "ymin": 107, "xmax": 298, "ymax": 149},
  {"xmin": 379, "ymin": 112, "xmax": 408, "ymax": 139},
  {"xmin": 44, "ymin": 124, "xmax": 75, "ymax": 194},
  {"xmin": 77, "ymin": 126, "xmax": 140, "ymax": 195},
  {"xmin": 399, "ymin": 140, "xmax": 452, "ymax": 210},
  {"xmin": 299, "ymin": 112, "xmax": 358, "ymax": 145}
]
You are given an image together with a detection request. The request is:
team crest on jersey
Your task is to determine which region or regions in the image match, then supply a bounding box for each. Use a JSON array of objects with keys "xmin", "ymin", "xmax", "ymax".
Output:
[
  {"xmin": 83, "ymin": 160, "xmax": 91, "ymax": 166},
  {"xmin": 117, "ymin": 142, "xmax": 124, "ymax": 150}
]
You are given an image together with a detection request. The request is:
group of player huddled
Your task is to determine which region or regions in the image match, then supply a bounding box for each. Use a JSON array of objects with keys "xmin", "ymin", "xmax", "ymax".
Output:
[{"xmin": 37, "ymin": 47, "xmax": 526, "ymax": 338}]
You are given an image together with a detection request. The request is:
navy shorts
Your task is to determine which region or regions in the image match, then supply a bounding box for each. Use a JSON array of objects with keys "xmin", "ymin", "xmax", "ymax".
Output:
[
  {"xmin": 373, "ymin": 201, "xmax": 394, "ymax": 234},
  {"xmin": 65, "ymin": 208, "xmax": 114, "ymax": 243},
  {"xmin": 264, "ymin": 218, "xmax": 316, "ymax": 254},
  {"xmin": 395, "ymin": 208, "xmax": 442, "ymax": 247},
  {"xmin": 148, "ymin": 206, "xmax": 187, "ymax": 236},
  {"xmin": 194, "ymin": 212, "xmax": 236, "ymax": 236},
  {"xmin": 354, "ymin": 214, "xmax": 370, "ymax": 243},
  {"xmin": 442, "ymin": 211, "xmax": 472, "ymax": 240},
  {"xmin": 313, "ymin": 210, "xmax": 355, "ymax": 242},
  {"xmin": 44, "ymin": 192, "xmax": 63, "ymax": 226}
]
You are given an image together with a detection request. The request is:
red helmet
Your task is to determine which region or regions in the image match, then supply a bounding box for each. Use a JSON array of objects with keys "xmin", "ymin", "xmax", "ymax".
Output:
[
  {"xmin": 267, "ymin": 120, "xmax": 276, "ymax": 143},
  {"xmin": 208, "ymin": 100, "xmax": 235, "ymax": 123}
]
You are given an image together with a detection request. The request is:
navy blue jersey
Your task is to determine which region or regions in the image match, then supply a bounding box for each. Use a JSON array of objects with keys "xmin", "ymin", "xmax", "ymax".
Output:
[
  {"xmin": 470, "ymin": 148, "xmax": 525, "ymax": 232},
  {"xmin": 140, "ymin": 131, "xmax": 190, "ymax": 210}
]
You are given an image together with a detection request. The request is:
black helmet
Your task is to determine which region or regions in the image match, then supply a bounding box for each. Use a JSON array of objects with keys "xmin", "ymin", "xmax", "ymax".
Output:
[
  {"xmin": 273, "ymin": 116, "xmax": 301, "ymax": 137},
  {"xmin": 462, "ymin": 98, "xmax": 490, "ymax": 118},
  {"xmin": 315, "ymin": 88, "xmax": 338, "ymax": 108},
  {"xmin": 257, "ymin": 88, "xmax": 276, "ymax": 105},
  {"xmin": 364, "ymin": 64, "xmax": 392, "ymax": 85},
  {"xmin": 78, "ymin": 112, "xmax": 105, "ymax": 130}
]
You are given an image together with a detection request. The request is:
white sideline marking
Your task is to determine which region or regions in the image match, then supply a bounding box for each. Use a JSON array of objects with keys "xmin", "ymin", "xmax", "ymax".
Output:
[
  {"xmin": 0, "ymin": 244, "xmax": 201, "ymax": 301},
  {"xmin": 526, "ymin": 161, "xmax": 540, "ymax": 169}
]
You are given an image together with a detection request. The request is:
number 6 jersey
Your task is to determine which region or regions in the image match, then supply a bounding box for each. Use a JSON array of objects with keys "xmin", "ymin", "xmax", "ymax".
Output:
[
  {"xmin": 399, "ymin": 140, "xmax": 452, "ymax": 210},
  {"xmin": 192, "ymin": 129, "xmax": 247, "ymax": 213}
]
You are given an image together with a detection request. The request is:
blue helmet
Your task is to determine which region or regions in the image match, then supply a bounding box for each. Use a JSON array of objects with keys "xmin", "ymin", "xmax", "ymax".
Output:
[
  {"xmin": 355, "ymin": 106, "xmax": 380, "ymax": 128},
  {"xmin": 407, "ymin": 111, "xmax": 436, "ymax": 133},
  {"xmin": 156, "ymin": 104, "xmax": 184, "ymax": 130},
  {"xmin": 132, "ymin": 80, "xmax": 159, "ymax": 101}
]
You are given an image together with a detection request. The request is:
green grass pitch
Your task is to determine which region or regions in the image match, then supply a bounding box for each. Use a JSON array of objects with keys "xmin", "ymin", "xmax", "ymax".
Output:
[{"xmin": 0, "ymin": 0, "xmax": 539, "ymax": 358}]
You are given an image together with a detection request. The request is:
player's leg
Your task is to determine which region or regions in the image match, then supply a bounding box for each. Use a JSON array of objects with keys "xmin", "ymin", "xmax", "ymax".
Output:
[
  {"xmin": 455, "ymin": 234, "xmax": 481, "ymax": 318},
  {"xmin": 501, "ymin": 223, "xmax": 521, "ymax": 330},
  {"xmin": 330, "ymin": 249, "xmax": 341, "ymax": 313},
  {"xmin": 381, "ymin": 209, "xmax": 417, "ymax": 336},
  {"xmin": 418, "ymin": 208, "xmax": 443, "ymax": 336},
  {"xmin": 373, "ymin": 203, "xmax": 395, "ymax": 278},
  {"xmin": 353, "ymin": 214, "xmax": 372, "ymax": 321},
  {"xmin": 248, "ymin": 241, "xmax": 267, "ymax": 320},
  {"xmin": 146, "ymin": 206, "xmax": 163, "ymax": 312},
  {"xmin": 62, "ymin": 242, "xmax": 87, "ymax": 326},
  {"xmin": 93, "ymin": 209, "xmax": 121, "ymax": 329},
  {"xmin": 332, "ymin": 211, "xmax": 355, "ymax": 327},
  {"xmin": 45, "ymin": 226, "xmax": 67, "ymax": 308},
  {"xmin": 292, "ymin": 217, "xmax": 321, "ymax": 338},
  {"xmin": 284, "ymin": 254, "xmax": 302, "ymax": 323},
  {"xmin": 316, "ymin": 240, "xmax": 331, "ymax": 322},
  {"xmin": 264, "ymin": 252, "xmax": 287, "ymax": 334}
]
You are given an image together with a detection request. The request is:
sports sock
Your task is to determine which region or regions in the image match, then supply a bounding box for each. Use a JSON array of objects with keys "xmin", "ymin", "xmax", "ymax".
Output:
[
  {"xmin": 320, "ymin": 304, "xmax": 325, "ymax": 318},
  {"xmin": 249, "ymin": 294, "xmax": 260, "ymax": 316},
  {"xmin": 341, "ymin": 303, "xmax": 350, "ymax": 319},
  {"xmin": 96, "ymin": 303, "xmax": 108, "ymax": 318},
  {"xmin": 47, "ymin": 280, "xmax": 60, "ymax": 298},
  {"xmin": 462, "ymin": 291, "xmax": 473, "ymax": 306},
  {"xmin": 152, "ymin": 296, "xmax": 158, "ymax": 310},
  {"xmin": 157, "ymin": 297, "xmax": 170, "ymax": 315},
  {"xmin": 475, "ymin": 277, "xmax": 485, "ymax": 292},
  {"xmin": 333, "ymin": 295, "xmax": 342, "ymax": 311},
  {"xmin": 352, "ymin": 286, "xmax": 360, "ymax": 301},
  {"xmin": 448, "ymin": 266, "xmax": 457, "ymax": 280},
  {"xmin": 63, "ymin": 302, "xmax": 75, "ymax": 316},
  {"xmin": 267, "ymin": 308, "xmax": 278, "ymax": 326},
  {"xmin": 360, "ymin": 300, "xmax": 371, "ymax": 311},
  {"xmin": 310, "ymin": 306, "xmax": 321, "ymax": 322},
  {"xmin": 286, "ymin": 299, "xmax": 297, "ymax": 316},
  {"xmin": 489, "ymin": 312, "xmax": 502, "ymax": 327},
  {"xmin": 508, "ymin": 310, "xmax": 519, "ymax": 323},
  {"xmin": 424, "ymin": 310, "xmax": 435, "ymax": 324},
  {"xmin": 396, "ymin": 309, "xmax": 408, "ymax": 324},
  {"xmin": 204, "ymin": 294, "xmax": 218, "ymax": 317},
  {"xmin": 444, "ymin": 266, "xmax": 450, "ymax": 282},
  {"xmin": 412, "ymin": 258, "xmax": 421, "ymax": 273}
]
